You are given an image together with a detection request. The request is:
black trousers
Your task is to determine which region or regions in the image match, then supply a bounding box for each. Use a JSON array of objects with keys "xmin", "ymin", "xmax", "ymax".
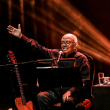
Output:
[{"xmin": 36, "ymin": 90, "xmax": 76, "ymax": 110}]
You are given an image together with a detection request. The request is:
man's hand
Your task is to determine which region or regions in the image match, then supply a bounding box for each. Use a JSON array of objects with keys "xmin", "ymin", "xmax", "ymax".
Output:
[
  {"xmin": 7, "ymin": 24, "xmax": 22, "ymax": 39},
  {"xmin": 63, "ymin": 91, "xmax": 71, "ymax": 103}
]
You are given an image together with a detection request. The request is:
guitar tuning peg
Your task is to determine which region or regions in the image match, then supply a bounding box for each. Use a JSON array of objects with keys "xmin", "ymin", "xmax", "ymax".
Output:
[
  {"xmin": 10, "ymin": 70, "xmax": 12, "ymax": 72},
  {"xmin": 8, "ymin": 59, "xmax": 11, "ymax": 62},
  {"xmin": 7, "ymin": 57, "xmax": 10, "ymax": 59}
]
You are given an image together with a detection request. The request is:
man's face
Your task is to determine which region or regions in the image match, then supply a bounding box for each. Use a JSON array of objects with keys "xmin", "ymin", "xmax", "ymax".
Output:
[{"xmin": 61, "ymin": 34, "xmax": 77, "ymax": 57}]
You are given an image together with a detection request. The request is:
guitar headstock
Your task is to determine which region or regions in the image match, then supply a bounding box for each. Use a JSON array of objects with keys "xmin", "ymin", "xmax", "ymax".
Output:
[{"xmin": 7, "ymin": 50, "xmax": 17, "ymax": 64}]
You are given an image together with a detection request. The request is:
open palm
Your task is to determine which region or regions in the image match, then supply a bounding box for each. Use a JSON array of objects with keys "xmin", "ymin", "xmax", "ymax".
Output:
[{"xmin": 7, "ymin": 24, "xmax": 22, "ymax": 39}]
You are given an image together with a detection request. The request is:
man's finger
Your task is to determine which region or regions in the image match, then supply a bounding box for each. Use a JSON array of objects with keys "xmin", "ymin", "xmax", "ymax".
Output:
[
  {"xmin": 8, "ymin": 25, "xmax": 15, "ymax": 29},
  {"xmin": 63, "ymin": 96, "xmax": 66, "ymax": 103},
  {"xmin": 18, "ymin": 24, "xmax": 20, "ymax": 29},
  {"xmin": 8, "ymin": 31, "xmax": 14, "ymax": 35},
  {"xmin": 67, "ymin": 96, "xmax": 68, "ymax": 100},
  {"xmin": 7, "ymin": 27, "xmax": 14, "ymax": 31}
]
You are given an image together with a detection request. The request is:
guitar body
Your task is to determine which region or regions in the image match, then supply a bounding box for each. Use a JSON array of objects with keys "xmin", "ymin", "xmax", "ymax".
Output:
[{"xmin": 15, "ymin": 97, "xmax": 33, "ymax": 110}]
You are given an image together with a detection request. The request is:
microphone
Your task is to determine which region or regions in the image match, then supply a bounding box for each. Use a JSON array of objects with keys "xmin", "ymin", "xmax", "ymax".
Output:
[{"xmin": 57, "ymin": 51, "xmax": 63, "ymax": 62}]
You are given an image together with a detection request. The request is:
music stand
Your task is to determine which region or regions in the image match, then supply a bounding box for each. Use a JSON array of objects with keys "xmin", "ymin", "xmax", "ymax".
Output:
[{"xmin": 36, "ymin": 58, "xmax": 83, "ymax": 98}]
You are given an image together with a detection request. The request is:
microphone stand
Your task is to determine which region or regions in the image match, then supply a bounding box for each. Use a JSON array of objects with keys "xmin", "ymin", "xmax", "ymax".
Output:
[
  {"xmin": 0, "ymin": 57, "xmax": 60, "ymax": 68},
  {"xmin": 0, "ymin": 58, "xmax": 76, "ymax": 67}
]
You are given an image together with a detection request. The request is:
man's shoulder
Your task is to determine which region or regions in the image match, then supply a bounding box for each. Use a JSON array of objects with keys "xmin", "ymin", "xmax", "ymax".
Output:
[
  {"xmin": 76, "ymin": 51, "xmax": 86, "ymax": 58},
  {"xmin": 76, "ymin": 52, "xmax": 90, "ymax": 63}
]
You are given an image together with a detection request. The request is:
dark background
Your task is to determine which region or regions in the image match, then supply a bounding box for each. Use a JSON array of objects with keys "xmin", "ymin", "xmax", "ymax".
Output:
[{"xmin": 0, "ymin": 0, "xmax": 110, "ymax": 104}]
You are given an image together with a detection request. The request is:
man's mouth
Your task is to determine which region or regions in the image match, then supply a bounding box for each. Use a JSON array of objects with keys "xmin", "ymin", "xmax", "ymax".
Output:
[{"xmin": 62, "ymin": 48, "xmax": 68, "ymax": 51}]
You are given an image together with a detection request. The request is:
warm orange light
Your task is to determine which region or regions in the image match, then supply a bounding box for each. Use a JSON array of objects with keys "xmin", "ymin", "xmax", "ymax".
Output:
[
  {"xmin": 52, "ymin": 0, "xmax": 110, "ymax": 64},
  {"xmin": 8, "ymin": 0, "xmax": 12, "ymax": 24},
  {"xmin": 20, "ymin": 0, "xmax": 24, "ymax": 33},
  {"xmin": 7, "ymin": 0, "xmax": 110, "ymax": 64}
]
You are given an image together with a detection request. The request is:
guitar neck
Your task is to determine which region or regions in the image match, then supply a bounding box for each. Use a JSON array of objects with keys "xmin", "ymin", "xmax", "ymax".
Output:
[{"xmin": 15, "ymin": 65, "xmax": 26, "ymax": 105}]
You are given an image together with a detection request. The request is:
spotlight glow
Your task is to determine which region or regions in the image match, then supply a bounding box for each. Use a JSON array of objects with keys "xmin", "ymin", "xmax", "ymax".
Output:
[
  {"xmin": 49, "ymin": 0, "xmax": 110, "ymax": 64},
  {"xmin": 20, "ymin": 0, "xmax": 24, "ymax": 33},
  {"xmin": 7, "ymin": 0, "xmax": 110, "ymax": 64}
]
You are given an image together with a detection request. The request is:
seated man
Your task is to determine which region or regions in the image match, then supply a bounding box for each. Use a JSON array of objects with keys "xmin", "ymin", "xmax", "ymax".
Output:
[{"xmin": 7, "ymin": 24, "xmax": 90, "ymax": 110}]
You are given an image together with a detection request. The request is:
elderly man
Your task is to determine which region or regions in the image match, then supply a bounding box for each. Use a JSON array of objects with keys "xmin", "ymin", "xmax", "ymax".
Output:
[{"xmin": 7, "ymin": 24, "xmax": 90, "ymax": 110}]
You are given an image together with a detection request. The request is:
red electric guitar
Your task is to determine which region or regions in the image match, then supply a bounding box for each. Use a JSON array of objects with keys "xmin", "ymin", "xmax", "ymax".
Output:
[{"xmin": 8, "ymin": 50, "xmax": 33, "ymax": 110}]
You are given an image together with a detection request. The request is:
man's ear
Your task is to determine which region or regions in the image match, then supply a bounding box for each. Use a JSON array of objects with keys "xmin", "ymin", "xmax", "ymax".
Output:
[{"xmin": 75, "ymin": 42, "xmax": 78, "ymax": 47}]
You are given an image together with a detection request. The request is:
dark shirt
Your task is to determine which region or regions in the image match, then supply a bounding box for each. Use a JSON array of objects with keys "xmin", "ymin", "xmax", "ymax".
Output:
[{"xmin": 20, "ymin": 35, "xmax": 90, "ymax": 100}]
